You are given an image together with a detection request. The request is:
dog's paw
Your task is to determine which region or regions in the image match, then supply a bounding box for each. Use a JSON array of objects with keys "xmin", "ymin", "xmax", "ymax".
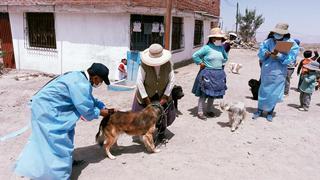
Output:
[
  {"xmin": 106, "ymin": 151, "xmax": 116, "ymax": 160},
  {"xmin": 108, "ymin": 154, "xmax": 116, "ymax": 160},
  {"xmin": 153, "ymin": 148, "xmax": 161, "ymax": 153}
]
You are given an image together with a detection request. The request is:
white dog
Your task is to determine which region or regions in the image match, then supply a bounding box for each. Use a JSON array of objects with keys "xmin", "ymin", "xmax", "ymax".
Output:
[
  {"xmin": 220, "ymin": 101, "xmax": 246, "ymax": 132},
  {"xmin": 228, "ymin": 63, "xmax": 243, "ymax": 74}
]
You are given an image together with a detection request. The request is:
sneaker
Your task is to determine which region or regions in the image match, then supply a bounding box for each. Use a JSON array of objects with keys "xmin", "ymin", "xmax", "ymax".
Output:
[
  {"xmin": 197, "ymin": 112, "xmax": 207, "ymax": 120},
  {"xmin": 252, "ymin": 111, "xmax": 262, "ymax": 119},
  {"xmin": 206, "ymin": 111, "xmax": 215, "ymax": 117},
  {"xmin": 266, "ymin": 114, "xmax": 273, "ymax": 122}
]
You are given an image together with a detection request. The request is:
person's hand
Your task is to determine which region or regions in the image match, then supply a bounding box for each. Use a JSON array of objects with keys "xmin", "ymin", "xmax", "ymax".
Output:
[
  {"xmin": 160, "ymin": 95, "xmax": 169, "ymax": 105},
  {"xmin": 200, "ymin": 63, "xmax": 206, "ymax": 70},
  {"xmin": 100, "ymin": 109, "xmax": 109, "ymax": 117},
  {"xmin": 100, "ymin": 108, "xmax": 117, "ymax": 117},
  {"xmin": 265, "ymin": 51, "xmax": 272, "ymax": 58},
  {"xmin": 143, "ymin": 97, "xmax": 151, "ymax": 106}
]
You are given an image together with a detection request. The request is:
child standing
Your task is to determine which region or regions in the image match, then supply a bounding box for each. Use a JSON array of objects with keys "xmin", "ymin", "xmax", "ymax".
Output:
[
  {"xmin": 297, "ymin": 50, "xmax": 313, "ymax": 88},
  {"xmin": 118, "ymin": 58, "xmax": 127, "ymax": 80},
  {"xmin": 298, "ymin": 61, "xmax": 320, "ymax": 111}
]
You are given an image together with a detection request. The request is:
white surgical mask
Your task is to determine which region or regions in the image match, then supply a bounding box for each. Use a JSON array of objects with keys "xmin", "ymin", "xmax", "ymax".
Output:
[
  {"xmin": 273, "ymin": 33, "xmax": 283, "ymax": 40},
  {"xmin": 214, "ymin": 40, "xmax": 222, "ymax": 46},
  {"xmin": 93, "ymin": 82, "xmax": 102, "ymax": 88}
]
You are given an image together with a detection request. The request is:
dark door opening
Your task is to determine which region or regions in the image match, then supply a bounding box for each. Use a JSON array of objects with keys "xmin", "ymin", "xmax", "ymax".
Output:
[
  {"xmin": 130, "ymin": 14, "xmax": 164, "ymax": 51},
  {"xmin": 0, "ymin": 13, "xmax": 15, "ymax": 69}
]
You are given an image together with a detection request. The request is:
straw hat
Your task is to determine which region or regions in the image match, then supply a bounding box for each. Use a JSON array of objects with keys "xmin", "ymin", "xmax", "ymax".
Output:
[
  {"xmin": 271, "ymin": 23, "xmax": 289, "ymax": 35},
  {"xmin": 208, "ymin": 28, "xmax": 226, "ymax": 39},
  {"xmin": 303, "ymin": 61, "xmax": 320, "ymax": 72},
  {"xmin": 141, "ymin": 44, "xmax": 172, "ymax": 66}
]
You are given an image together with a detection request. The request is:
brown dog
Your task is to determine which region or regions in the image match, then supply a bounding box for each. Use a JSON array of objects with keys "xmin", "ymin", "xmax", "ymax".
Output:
[{"xmin": 95, "ymin": 104, "xmax": 163, "ymax": 159}]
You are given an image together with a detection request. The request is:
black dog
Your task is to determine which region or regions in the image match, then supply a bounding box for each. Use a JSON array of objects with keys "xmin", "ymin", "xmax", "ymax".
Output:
[
  {"xmin": 248, "ymin": 79, "xmax": 260, "ymax": 100},
  {"xmin": 171, "ymin": 85, "xmax": 184, "ymax": 110}
]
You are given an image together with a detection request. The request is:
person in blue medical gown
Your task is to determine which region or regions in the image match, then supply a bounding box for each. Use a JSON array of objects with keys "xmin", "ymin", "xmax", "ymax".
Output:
[
  {"xmin": 252, "ymin": 23, "xmax": 299, "ymax": 122},
  {"xmin": 14, "ymin": 63, "xmax": 113, "ymax": 180}
]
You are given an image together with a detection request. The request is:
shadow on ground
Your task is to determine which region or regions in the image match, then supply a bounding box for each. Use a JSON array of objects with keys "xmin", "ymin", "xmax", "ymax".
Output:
[
  {"xmin": 187, "ymin": 106, "xmax": 222, "ymax": 118},
  {"xmin": 217, "ymin": 121, "xmax": 230, "ymax": 128},
  {"xmin": 287, "ymin": 103, "xmax": 300, "ymax": 109},
  {"xmin": 71, "ymin": 129, "xmax": 175, "ymax": 180},
  {"xmin": 246, "ymin": 107, "xmax": 257, "ymax": 113}
]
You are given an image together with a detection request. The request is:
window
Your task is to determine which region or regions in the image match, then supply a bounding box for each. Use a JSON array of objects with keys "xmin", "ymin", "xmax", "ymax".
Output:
[
  {"xmin": 26, "ymin": 12, "xmax": 56, "ymax": 49},
  {"xmin": 171, "ymin": 17, "xmax": 184, "ymax": 51},
  {"xmin": 130, "ymin": 15, "xmax": 164, "ymax": 51},
  {"xmin": 194, "ymin": 20, "xmax": 203, "ymax": 46}
]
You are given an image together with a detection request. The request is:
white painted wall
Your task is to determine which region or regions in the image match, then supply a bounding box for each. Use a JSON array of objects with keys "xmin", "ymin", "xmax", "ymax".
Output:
[
  {"xmin": 9, "ymin": 12, "xmax": 61, "ymax": 74},
  {"xmin": 9, "ymin": 10, "xmax": 216, "ymax": 79},
  {"xmin": 10, "ymin": 12, "xmax": 130, "ymax": 80},
  {"xmin": 171, "ymin": 17, "xmax": 214, "ymax": 64},
  {"xmin": 55, "ymin": 13, "xmax": 130, "ymax": 80}
]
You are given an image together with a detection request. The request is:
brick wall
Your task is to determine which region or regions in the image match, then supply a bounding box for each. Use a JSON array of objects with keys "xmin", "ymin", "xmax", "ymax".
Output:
[{"xmin": 0, "ymin": 0, "xmax": 220, "ymax": 16}]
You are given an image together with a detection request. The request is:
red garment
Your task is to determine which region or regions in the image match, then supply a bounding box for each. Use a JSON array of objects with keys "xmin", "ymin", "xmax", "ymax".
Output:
[
  {"xmin": 118, "ymin": 63, "xmax": 125, "ymax": 72},
  {"xmin": 298, "ymin": 58, "xmax": 313, "ymax": 75}
]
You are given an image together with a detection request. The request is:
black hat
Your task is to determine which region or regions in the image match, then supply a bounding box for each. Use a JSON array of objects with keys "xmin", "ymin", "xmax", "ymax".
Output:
[{"xmin": 89, "ymin": 63, "xmax": 110, "ymax": 85}]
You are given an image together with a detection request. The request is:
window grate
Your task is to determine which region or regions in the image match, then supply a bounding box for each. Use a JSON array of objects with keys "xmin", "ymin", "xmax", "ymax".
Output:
[
  {"xmin": 25, "ymin": 12, "xmax": 57, "ymax": 50},
  {"xmin": 130, "ymin": 14, "xmax": 164, "ymax": 51},
  {"xmin": 171, "ymin": 17, "xmax": 184, "ymax": 51},
  {"xmin": 194, "ymin": 20, "xmax": 203, "ymax": 46}
]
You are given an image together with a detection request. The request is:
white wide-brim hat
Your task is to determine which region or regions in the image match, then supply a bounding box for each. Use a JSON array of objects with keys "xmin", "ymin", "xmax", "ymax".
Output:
[
  {"xmin": 271, "ymin": 23, "xmax": 289, "ymax": 35},
  {"xmin": 141, "ymin": 44, "xmax": 172, "ymax": 66},
  {"xmin": 208, "ymin": 27, "xmax": 226, "ymax": 39}
]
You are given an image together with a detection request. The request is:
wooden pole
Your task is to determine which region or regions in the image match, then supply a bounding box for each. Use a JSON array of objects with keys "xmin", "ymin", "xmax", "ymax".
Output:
[{"xmin": 164, "ymin": 0, "xmax": 172, "ymax": 50}]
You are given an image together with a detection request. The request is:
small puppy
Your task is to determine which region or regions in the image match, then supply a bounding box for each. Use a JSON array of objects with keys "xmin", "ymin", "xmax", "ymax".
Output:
[
  {"xmin": 248, "ymin": 79, "xmax": 260, "ymax": 100},
  {"xmin": 171, "ymin": 85, "xmax": 184, "ymax": 110},
  {"xmin": 228, "ymin": 63, "xmax": 243, "ymax": 74},
  {"xmin": 95, "ymin": 104, "xmax": 163, "ymax": 159},
  {"xmin": 220, "ymin": 101, "xmax": 246, "ymax": 132}
]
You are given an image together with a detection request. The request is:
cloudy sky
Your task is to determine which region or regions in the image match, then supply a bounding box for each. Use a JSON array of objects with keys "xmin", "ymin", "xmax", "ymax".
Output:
[{"xmin": 220, "ymin": 0, "xmax": 320, "ymax": 43}]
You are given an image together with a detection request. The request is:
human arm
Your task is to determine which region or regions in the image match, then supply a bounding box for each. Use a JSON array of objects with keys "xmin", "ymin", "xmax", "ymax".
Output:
[
  {"xmin": 192, "ymin": 46, "xmax": 207, "ymax": 65},
  {"xmin": 68, "ymin": 82, "xmax": 100, "ymax": 121},
  {"xmin": 297, "ymin": 60, "xmax": 303, "ymax": 75},
  {"xmin": 258, "ymin": 40, "xmax": 272, "ymax": 61},
  {"xmin": 136, "ymin": 66, "xmax": 151, "ymax": 105},
  {"xmin": 161, "ymin": 68, "xmax": 175, "ymax": 105},
  {"xmin": 303, "ymin": 74, "xmax": 317, "ymax": 83},
  {"xmin": 276, "ymin": 40, "xmax": 300, "ymax": 65},
  {"xmin": 221, "ymin": 47, "xmax": 229, "ymax": 64}
]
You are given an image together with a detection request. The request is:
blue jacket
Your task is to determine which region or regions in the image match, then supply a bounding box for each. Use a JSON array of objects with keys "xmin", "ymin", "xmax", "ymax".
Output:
[
  {"xmin": 192, "ymin": 43, "xmax": 228, "ymax": 69},
  {"xmin": 14, "ymin": 71, "xmax": 105, "ymax": 180},
  {"xmin": 257, "ymin": 38, "xmax": 299, "ymax": 111},
  {"xmin": 299, "ymin": 71, "xmax": 318, "ymax": 94}
]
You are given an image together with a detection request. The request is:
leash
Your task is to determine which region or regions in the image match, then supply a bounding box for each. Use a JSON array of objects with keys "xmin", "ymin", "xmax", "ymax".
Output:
[{"xmin": 152, "ymin": 101, "xmax": 173, "ymax": 145}]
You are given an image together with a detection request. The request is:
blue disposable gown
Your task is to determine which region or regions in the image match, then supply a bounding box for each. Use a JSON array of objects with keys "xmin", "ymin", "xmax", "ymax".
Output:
[
  {"xmin": 257, "ymin": 38, "xmax": 299, "ymax": 111},
  {"xmin": 14, "ymin": 71, "xmax": 105, "ymax": 180}
]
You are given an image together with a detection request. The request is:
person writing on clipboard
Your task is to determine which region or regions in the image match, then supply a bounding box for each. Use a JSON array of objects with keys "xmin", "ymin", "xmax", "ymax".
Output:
[{"xmin": 252, "ymin": 23, "xmax": 299, "ymax": 122}]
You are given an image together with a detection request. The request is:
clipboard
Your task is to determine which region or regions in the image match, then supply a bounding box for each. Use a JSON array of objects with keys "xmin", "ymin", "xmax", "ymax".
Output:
[{"xmin": 274, "ymin": 41, "xmax": 293, "ymax": 53}]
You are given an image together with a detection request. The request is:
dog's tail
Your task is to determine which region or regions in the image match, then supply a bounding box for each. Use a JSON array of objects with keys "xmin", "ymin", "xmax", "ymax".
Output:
[{"xmin": 95, "ymin": 114, "xmax": 111, "ymax": 147}]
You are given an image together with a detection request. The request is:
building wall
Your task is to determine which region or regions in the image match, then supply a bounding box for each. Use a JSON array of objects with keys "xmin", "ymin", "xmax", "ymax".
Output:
[
  {"xmin": 171, "ymin": 16, "xmax": 214, "ymax": 64},
  {"xmin": 9, "ymin": 12, "xmax": 130, "ymax": 80},
  {"xmin": 1, "ymin": 0, "xmax": 220, "ymax": 16}
]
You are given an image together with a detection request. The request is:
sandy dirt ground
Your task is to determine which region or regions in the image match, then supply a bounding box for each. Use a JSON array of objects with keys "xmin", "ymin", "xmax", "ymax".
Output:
[{"xmin": 1, "ymin": 49, "xmax": 320, "ymax": 180}]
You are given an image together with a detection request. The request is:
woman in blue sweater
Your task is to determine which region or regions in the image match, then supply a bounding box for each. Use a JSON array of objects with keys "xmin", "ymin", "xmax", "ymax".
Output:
[{"xmin": 192, "ymin": 28, "xmax": 228, "ymax": 120}]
